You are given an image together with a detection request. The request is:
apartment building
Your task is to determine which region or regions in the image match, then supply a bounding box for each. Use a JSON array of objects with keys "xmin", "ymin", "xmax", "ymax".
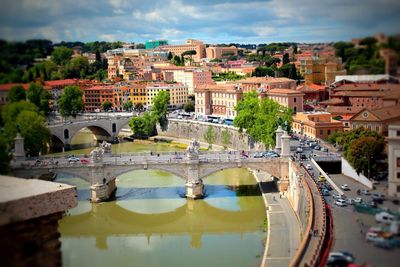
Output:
[
  {"xmin": 266, "ymin": 89, "xmax": 304, "ymax": 112},
  {"xmin": 387, "ymin": 124, "xmax": 400, "ymax": 197},
  {"xmin": 163, "ymin": 68, "xmax": 213, "ymax": 95},
  {"xmin": 292, "ymin": 112, "xmax": 344, "ymax": 140},
  {"xmin": 83, "ymin": 85, "xmax": 114, "ymax": 112},
  {"xmin": 237, "ymin": 77, "xmax": 297, "ymax": 93},
  {"xmin": 299, "ymin": 57, "xmax": 346, "ymax": 85},
  {"xmin": 195, "ymin": 84, "xmax": 242, "ymax": 118},
  {"xmin": 146, "ymin": 83, "xmax": 188, "ymax": 109},
  {"xmin": 159, "ymin": 39, "xmax": 206, "ymax": 61},
  {"xmin": 206, "ymin": 46, "xmax": 238, "ymax": 59}
]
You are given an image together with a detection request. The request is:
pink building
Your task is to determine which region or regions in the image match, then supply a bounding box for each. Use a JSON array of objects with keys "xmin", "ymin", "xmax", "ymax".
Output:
[{"xmin": 266, "ymin": 89, "xmax": 304, "ymax": 112}]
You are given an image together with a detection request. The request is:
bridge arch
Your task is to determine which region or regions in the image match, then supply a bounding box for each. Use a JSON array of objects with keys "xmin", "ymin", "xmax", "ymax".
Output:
[{"xmin": 111, "ymin": 164, "xmax": 187, "ymax": 181}]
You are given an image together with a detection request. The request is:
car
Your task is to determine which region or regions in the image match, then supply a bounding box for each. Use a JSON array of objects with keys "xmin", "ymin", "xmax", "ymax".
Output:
[
  {"xmin": 300, "ymin": 154, "xmax": 307, "ymax": 160},
  {"xmin": 368, "ymin": 201, "xmax": 378, "ymax": 208},
  {"xmin": 253, "ymin": 152, "xmax": 264, "ymax": 158},
  {"xmin": 371, "ymin": 193, "xmax": 385, "ymax": 202},
  {"xmin": 365, "ymin": 232, "xmax": 381, "ymax": 242},
  {"xmin": 360, "ymin": 189, "xmax": 370, "ymax": 195},
  {"xmin": 335, "ymin": 198, "xmax": 347, "ymax": 207},
  {"xmin": 354, "ymin": 197, "xmax": 363, "ymax": 204},
  {"xmin": 332, "ymin": 192, "xmax": 345, "ymax": 199},
  {"xmin": 324, "ymin": 183, "xmax": 333, "ymax": 191},
  {"xmin": 322, "ymin": 189, "xmax": 330, "ymax": 196},
  {"xmin": 327, "ymin": 252, "xmax": 355, "ymax": 265},
  {"xmin": 341, "ymin": 184, "xmax": 350, "ymax": 190},
  {"xmin": 318, "ymin": 175, "xmax": 326, "ymax": 182},
  {"xmin": 306, "ymin": 164, "xmax": 313, "ymax": 170},
  {"xmin": 321, "ymin": 147, "xmax": 328, "ymax": 152},
  {"xmin": 313, "ymin": 145, "xmax": 321, "ymax": 150},
  {"xmin": 68, "ymin": 156, "xmax": 80, "ymax": 163},
  {"xmin": 296, "ymin": 147, "xmax": 303, "ymax": 153},
  {"xmin": 347, "ymin": 198, "xmax": 355, "ymax": 205},
  {"xmin": 80, "ymin": 158, "xmax": 91, "ymax": 164}
]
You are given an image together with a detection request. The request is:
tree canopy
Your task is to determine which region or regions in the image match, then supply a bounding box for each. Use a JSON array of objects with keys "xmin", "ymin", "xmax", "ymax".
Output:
[
  {"xmin": 234, "ymin": 91, "xmax": 293, "ymax": 147},
  {"xmin": 183, "ymin": 101, "xmax": 195, "ymax": 113},
  {"xmin": 51, "ymin": 46, "xmax": 73, "ymax": 66},
  {"xmin": 102, "ymin": 101, "xmax": 112, "ymax": 111},
  {"xmin": 8, "ymin": 85, "xmax": 26, "ymax": 103},
  {"xmin": 204, "ymin": 126, "xmax": 216, "ymax": 149},
  {"xmin": 58, "ymin": 85, "xmax": 84, "ymax": 117},
  {"xmin": 129, "ymin": 111, "xmax": 157, "ymax": 138},
  {"xmin": 151, "ymin": 90, "xmax": 170, "ymax": 128},
  {"xmin": 27, "ymin": 83, "xmax": 52, "ymax": 115}
]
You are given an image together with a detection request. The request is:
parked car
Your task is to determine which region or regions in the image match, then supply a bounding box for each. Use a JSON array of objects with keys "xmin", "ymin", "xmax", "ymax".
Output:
[
  {"xmin": 296, "ymin": 147, "xmax": 303, "ymax": 153},
  {"xmin": 306, "ymin": 164, "xmax": 313, "ymax": 170},
  {"xmin": 253, "ymin": 152, "xmax": 263, "ymax": 158},
  {"xmin": 375, "ymin": 212, "xmax": 395, "ymax": 224},
  {"xmin": 327, "ymin": 252, "xmax": 355, "ymax": 265},
  {"xmin": 80, "ymin": 158, "xmax": 91, "ymax": 164},
  {"xmin": 347, "ymin": 198, "xmax": 355, "ymax": 205},
  {"xmin": 313, "ymin": 145, "xmax": 321, "ymax": 150},
  {"xmin": 372, "ymin": 193, "xmax": 385, "ymax": 202},
  {"xmin": 360, "ymin": 189, "xmax": 370, "ymax": 195},
  {"xmin": 335, "ymin": 198, "xmax": 347, "ymax": 207},
  {"xmin": 300, "ymin": 154, "xmax": 307, "ymax": 160},
  {"xmin": 354, "ymin": 197, "xmax": 363, "ymax": 204},
  {"xmin": 341, "ymin": 184, "xmax": 350, "ymax": 190},
  {"xmin": 322, "ymin": 189, "xmax": 330, "ymax": 196},
  {"xmin": 332, "ymin": 192, "xmax": 345, "ymax": 199},
  {"xmin": 318, "ymin": 175, "xmax": 326, "ymax": 182},
  {"xmin": 366, "ymin": 232, "xmax": 381, "ymax": 242},
  {"xmin": 68, "ymin": 156, "xmax": 80, "ymax": 163},
  {"xmin": 321, "ymin": 147, "xmax": 328, "ymax": 152}
]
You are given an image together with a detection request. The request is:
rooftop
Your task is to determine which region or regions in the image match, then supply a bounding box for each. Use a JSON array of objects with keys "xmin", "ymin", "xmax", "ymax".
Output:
[
  {"xmin": 237, "ymin": 77, "xmax": 295, "ymax": 84},
  {"xmin": 267, "ymin": 88, "xmax": 304, "ymax": 95}
]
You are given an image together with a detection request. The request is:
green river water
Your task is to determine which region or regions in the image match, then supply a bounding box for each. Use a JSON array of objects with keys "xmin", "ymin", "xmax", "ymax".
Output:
[{"xmin": 55, "ymin": 131, "xmax": 267, "ymax": 267}]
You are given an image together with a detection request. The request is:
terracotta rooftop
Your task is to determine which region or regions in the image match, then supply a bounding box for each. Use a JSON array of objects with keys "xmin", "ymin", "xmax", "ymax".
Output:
[
  {"xmin": 267, "ymin": 88, "xmax": 304, "ymax": 95},
  {"xmin": 370, "ymin": 105, "xmax": 400, "ymax": 121},
  {"xmin": 326, "ymin": 106, "xmax": 363, "ymax": 115},
  {"xmin": 0, "ymin": 83, "xmax": 29, "ymax": 91},
  {"xmin": 297, "ymin": 83, "xmax": 326, "ymax": 92},
  {"xmin": 195, "ymin": 83, "xmax": 239, "ymax": 92},
  {"xmin": 44, "ymin": 79, "xmax": 77, "ymax": 87},
  {"xmin": 237, "ymin": 77, "xmax": 294, "ymax": 84},
  {"xmin": 319, "ymin": 98, "xmax": 345, "ymax": 105}
]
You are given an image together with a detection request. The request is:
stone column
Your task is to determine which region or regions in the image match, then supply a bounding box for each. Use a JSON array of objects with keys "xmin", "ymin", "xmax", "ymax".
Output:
[
  {"xmin": 14, "ymin": 133, "xmax": 25, "ymax": 162},
  {"xmin": 281, "ymin": 131, "xmax": 291, "ymax": 157},
  {"xmin": 90, "ymin": 183, "xmax": 109, "ymax": 203},
  {"xmin": 185, "ymin": 161, "xmax": 204, "ymax": 199},
  {"xmin": 275, "ymin": 125, "xmax": 284, "ymax": 153}
]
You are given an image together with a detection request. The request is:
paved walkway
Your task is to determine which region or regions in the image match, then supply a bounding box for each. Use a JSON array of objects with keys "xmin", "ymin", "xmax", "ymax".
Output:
[{"xmin": 252, "ymin": 171, "xmax": 301, "ymax": 267}]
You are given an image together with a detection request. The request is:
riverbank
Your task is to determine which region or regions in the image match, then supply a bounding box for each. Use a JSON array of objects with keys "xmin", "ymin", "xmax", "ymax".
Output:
[{"xmin": 251, "ymin": 170, "xmax": 301, "ymax": 267}]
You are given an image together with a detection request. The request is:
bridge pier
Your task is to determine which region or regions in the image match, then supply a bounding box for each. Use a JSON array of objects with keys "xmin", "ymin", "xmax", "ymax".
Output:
[
  {"xmin": 185, "ymin": 179, "xmax": 204, "ymax": 199},
  {"xmin": 90, "ymin": 177, "xmax": 116, "ymax": 203}
]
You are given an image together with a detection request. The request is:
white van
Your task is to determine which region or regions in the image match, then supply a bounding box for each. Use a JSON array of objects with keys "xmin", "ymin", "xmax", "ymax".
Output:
[{"xmin": 375, "ymin": 212, "xmax": 395, "ymax": 224}]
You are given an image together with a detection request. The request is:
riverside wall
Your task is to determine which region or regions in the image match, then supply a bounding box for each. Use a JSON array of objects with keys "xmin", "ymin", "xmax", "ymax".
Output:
[{"xmin": 156, "ymin": 119, "xmax": 265, "ymax": 151}]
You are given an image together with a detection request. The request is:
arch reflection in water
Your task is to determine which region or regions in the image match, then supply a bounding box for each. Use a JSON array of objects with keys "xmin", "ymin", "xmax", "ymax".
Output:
[{"xmin": 59, "ymin": 168, "xmax": 266, "ymax": 267}]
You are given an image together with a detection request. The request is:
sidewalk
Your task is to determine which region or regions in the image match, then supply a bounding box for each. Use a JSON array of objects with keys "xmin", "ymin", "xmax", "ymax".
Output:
[{"xmin": 252, "ymin": 170, "xmax": 301, "ymax": 267}]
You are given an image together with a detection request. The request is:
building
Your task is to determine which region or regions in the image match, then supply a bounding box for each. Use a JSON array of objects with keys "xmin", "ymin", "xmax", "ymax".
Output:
[
  {"xmin": 349, "ymin": 105, "xmax": 400, "ymax": 135},
  {"xmin": 292, "ymin": 112, "xmax": 344, "ymax": 140},
  {"xmin": 145, "ymin": 40, "xmax": 168, "ymax": 50},
  {"xmin": 325, "ymin": 106, "xmax": 363, "ymax": 131},
  {"xmin": 296, "ymin": 83, "xmax": 328, "ymax": 103},
  {"xmin": 266, "ymin": 89, "xmax": 304, "ymax": 112},
  {"xmin": 387, "ymin": 124, "xmax": 400, "ymax": 197},
  {"xmin": 83, "ymin": 85, "xmax": 114, "ymax": 112},
  {"xmin": 380, "ymin": 48, "xmax": 398, "ymax": 77},
  {"xmin": 159, "ymin": 39, "xmax": 206, "ymax": 62},
  {"xmin": 146, "ymin": 83, "xmax": 188, "ymax": 109},
  {"xmin": 163, "ymin": 68, "xmax": 213, "ymax": 95},
  {"xmin": 299, "ymin": 57, "xmax": 346, "ymax": 85},
  {"xmin": 44, "ymin": 79, "xmax": 79, "ymax": 112},
  {"xmin": 195, "ymin": 83, "xmax": 242, "ymax": 119},
  {"xmin": 0, "ymin": 83, "xmax": 29, "ymax": 106},
  {"xmin": 206, "ymin": 46, "xmax": 238, "ymax": 59},
  {"xmin": 237, "ymin": 77, "xmax": 297, "ymax": 93}
]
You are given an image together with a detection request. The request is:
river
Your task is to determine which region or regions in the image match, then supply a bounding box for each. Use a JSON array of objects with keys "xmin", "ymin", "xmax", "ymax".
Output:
[{"xmin": 55, "ymin": 131, "xmax": 267, "ymax": 267}]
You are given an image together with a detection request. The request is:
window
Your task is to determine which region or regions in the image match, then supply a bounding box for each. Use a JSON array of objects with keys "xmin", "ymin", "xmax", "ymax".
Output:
[
  {"xmin": 397, "ymin": 130, "xmax": 400, "ymax": 136},
  {"xmin": 320, "ymin": 129, "xmax": 323, "ymax": 135},
  {"xmin": 294, "ymin": 97, "xmax": 297, "ymax": 103},
  {"xmin": 397, "ymin": 172, "xmax": 400, "ymax": 179},
  {"xmin": 398, "ymin": 185, "xmax": 400, "ymax": 193},
  {"xmin": 328, "ymin": 130, "xmax": 331, "ymax": 135},
  {"xmin": 397, "ymin": 157, "xmax": 400, "ymax": 167}
]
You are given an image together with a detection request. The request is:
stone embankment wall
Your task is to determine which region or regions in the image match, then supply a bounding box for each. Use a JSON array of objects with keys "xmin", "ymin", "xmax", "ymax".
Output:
[{"xmin": 156, "ymin": 119, "xmax": 265, "ymax": 151}]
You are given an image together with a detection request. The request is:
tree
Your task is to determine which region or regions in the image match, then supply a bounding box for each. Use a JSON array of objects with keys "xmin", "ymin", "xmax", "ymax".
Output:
[
  {"xmin": 347, "ymin": 136, "xmax": 385, "ymax": 178},
  {"xmin": 253, "ymin": 66, "xmax": 274, "ymax": 77},
  {"xmin": 279, "ymin": 64, "xmax": 298, "ymax": 80},
  {"xmin": 27, "ymin": 83, "xmax": 51, "ymax": 115},
  {"xmin": 51, "ymin": 46, "xmax": 73, "ymax": 65},
  {"xmin": 16, "ymin": 110, "xmax": 51, "ymax": 156},
  {"xmin": 282, "ymin": 53, "xmax": 290, "ymax": 65},
  {"xmin": 183, "ymin": 101, "xmax": 195, "ymax": 112},
  {"xmin": 221, "ymin": 129, "xmax": 232, "ymax": 150},
  {"xmin": 234, "ymin": 92, "xmax": 292, "ymax": 147},
  {"xmin": 58, "ymin": 85, "xmax": 83, "ymax": 117},
  {"xmin": 2, "ymin": 101, "xmax": 38, "ymax": 129},
  {"xmin": 129, "ymin": 112, "xmax": 156, "ymax": 138},
  {"xmin": 204, "ymin": 125, "xmax": 216, "ymax": 150},
  {"xmin": 123, "ymin": 101, "xmax": 133, "ymax": 111},
  {"xmin": 134, "ymin": 102, "xmax": 144, "ymax": 111},
  {"xmin": 0, "ymin": 134, "xmax": 11, "ymax": 174},
  {"xmin": 8, "ymin": 85, "xmax": 26, "ymax": 102},
  {"xmin": 167, "ymin": 52, "xmax": 173, "ymax": 60},
  {"xmin": 151, "ymin": 90, "xmax": 170, "ymax": 130},
  {"xmin": 102, "ymin": 101, "xmax": 112, "ymax": 111}
]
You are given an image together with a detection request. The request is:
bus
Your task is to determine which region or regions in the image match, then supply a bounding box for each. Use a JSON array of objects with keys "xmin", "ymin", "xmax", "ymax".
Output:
[{"xmin": 224, "ymin": 118, "xmax": 234, "ymax": 126}]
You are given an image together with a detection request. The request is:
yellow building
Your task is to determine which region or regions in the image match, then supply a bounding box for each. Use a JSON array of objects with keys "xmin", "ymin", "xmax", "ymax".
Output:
[
  {"xmin": 292, "ymin": 112, "xmax": 344, "ymax": 140},
  {"xmin": 206, "ymin": 46, "xmax": 238, "ymax": 59},
  {"xmin": 146, "ymin": 83, "xmax": 188, "ymax": 109},
  {"xmin": 159, "ymin": 39, "xmax": 206, "ymax": 62},
  {"xmin": 299, "ymin": 57, "xmax": 346, "ymax": 86}
]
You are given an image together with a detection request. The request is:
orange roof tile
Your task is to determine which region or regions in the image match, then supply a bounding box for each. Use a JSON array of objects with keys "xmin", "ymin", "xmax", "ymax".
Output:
[{"xmin": 0, "ymin": 83, "xmax": 29, "ymax": 91}]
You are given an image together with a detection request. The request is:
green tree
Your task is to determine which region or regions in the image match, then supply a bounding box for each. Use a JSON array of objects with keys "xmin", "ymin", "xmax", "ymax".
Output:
[
  {"xmin": 279, "ymin": 64, "xmax": 298, "ymax": 80},
  {"xmin": 123, "ymin": 101, "xmax": 133, "ymax": 111},
  {"xmin": 151, "ymin": 90, "xmax": 170, "ymax": 130},
  {"xmin": 0, "ymin": 134, "xmax": 11, "ymax": 174},
  {"xmin": 27, "ymin": 83, "xmax": 52, "ymax": 115},
  {"xmin": 134, "ymin": 102, "xmax": 144, "ymax": 111},
  {"xmin": 102, "ymin": 101, "xmax": 112, "ymax": 111},
  {"xmin": 347, "ymin": 136, "xmax": 385, "ymax": 178},
  {"xmin": 58, "ymin": 85, "xmax": 83, "ymax": 117},
  {"xmin": 129, "ymin": 112, "xmax": 156, "ymax": 138},
  {"xmin": 2, "ymin": 101, "xmax": 38, "ymax": 129},
  {"xmin": 234, "ymin": 92, "xmax": 292, "ymax": 147},
  {"xmin": 253, "ymin": 66, "xmax": 275, "ymax": 77},
  {"xmin": 204, "ymin": 125, "xmax": 216, "ymax": 150},
  {"xmin": 167, "ymin": 52, "xmax": 173, "ymax": 60},
  {"xmin": 183, "ymin": 101, "xmax": 195, "ymax": 112},
  {"xmin": 16, "ymin": 110, "xmax": 51, "ymax": 156},
  {"xmin": 282, "ymin": 53, "xmax": 290, "ymax": 65},
  {"xmin": 51, "ymin": 46, "xmax": 73, "ymax": 65},
  {"xmin": 8, "ymin": 85, "xmax": 26, "ymax": 102},
  {"xmin": 66, "ymin": 56, "xmax": 90, "ymax": 78},
  {"xmin": 221, "ymin": 129, "xmax": 232, "ymax": 150}
]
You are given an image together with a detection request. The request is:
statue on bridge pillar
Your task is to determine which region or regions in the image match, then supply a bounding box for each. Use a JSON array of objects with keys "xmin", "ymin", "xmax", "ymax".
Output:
[
  {"xmin": 90, "ymin": 147, "xmax": 104, "ymax": 163},
  {"xmin": 100, "ymin": 141, "xmax": 112, "ymax": 154},
  {"xmin": 186, "ymin": 139, "xmax": 200, "ymax": 160}
]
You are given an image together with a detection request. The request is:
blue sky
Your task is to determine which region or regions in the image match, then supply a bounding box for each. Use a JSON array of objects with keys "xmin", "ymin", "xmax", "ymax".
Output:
[{"xmin": 0, "ymin": 0, "xmax": 399, "ymax": 44}]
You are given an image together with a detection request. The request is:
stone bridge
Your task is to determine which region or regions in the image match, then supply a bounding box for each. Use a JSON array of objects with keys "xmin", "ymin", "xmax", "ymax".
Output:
[
  {"xmin": 48, "ymin": 115, "xmax": 131, "ymax": 149},
  {"xmin": 12, "ymin": 151, "xmax": 290, "ymax": 202}
]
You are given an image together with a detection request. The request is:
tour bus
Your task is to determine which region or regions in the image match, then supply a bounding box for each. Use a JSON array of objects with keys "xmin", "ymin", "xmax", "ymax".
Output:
[
  {"xmin": 206, "ymin": 115, "xmax": 222, "ymax": 123},
  {"xmin": 224, "ymin": 118, "xmax": 234, "ymax": 126},
  {"xmin": 177, "ymin": 113, "xmax": 191, "ymax": 120}
]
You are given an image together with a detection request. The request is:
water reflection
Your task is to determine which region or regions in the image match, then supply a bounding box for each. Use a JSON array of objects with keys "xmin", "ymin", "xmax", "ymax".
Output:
[{"xmin": 58, "ymin": 168, "xmax": 266, "ymax": 267}]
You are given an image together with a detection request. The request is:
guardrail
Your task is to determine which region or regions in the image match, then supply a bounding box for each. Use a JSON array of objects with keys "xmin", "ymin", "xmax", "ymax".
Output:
[{"xmin": 289, "ymin": 162, "xmax": 333, "ymax": 267}]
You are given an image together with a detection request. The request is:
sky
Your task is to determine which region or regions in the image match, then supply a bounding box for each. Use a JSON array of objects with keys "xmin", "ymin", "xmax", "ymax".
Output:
[{"xmin": 0, "ymin": 0, "xmax": 399, "ymax": 44}]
